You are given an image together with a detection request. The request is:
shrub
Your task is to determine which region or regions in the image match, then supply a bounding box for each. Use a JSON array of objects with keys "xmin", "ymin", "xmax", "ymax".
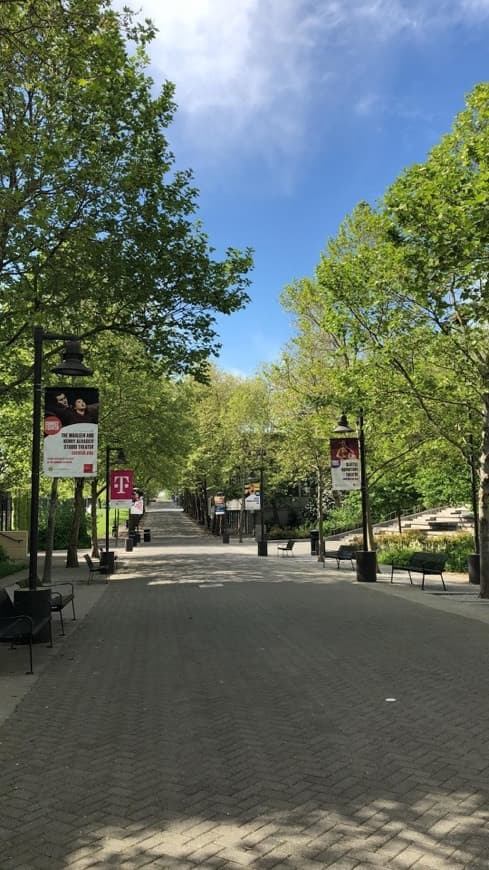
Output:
[
  {"xmin": 375, "ymin": 531, "xmax": 475, "ymax": 573},
  {"xmin": 38, "ymin": 500, "xmax": 91, "ymax": 550}
]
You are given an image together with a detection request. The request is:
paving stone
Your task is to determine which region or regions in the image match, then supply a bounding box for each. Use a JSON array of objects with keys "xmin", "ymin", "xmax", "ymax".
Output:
[{"xmin": 3, "ymin": 505, "xmax": 489, "ymax": 868}]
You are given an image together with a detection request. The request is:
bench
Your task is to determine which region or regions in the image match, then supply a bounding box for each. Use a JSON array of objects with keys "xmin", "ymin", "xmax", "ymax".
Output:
[
  {"xmin": 0, "ymin": 588, "xmax": 53, "ymax": 674},
  {"xmin": 390, "ymin": 551, "xmax": 446, "ymax": 590},
  {"xmin": 47, "ymin": 582, "xmax": 76, "ymax": 635},
  {"xmin": 323, "ymin": 544, "xmax": 358, "ymax": 569},
  {"xmin": 84, "ymin": 554, "xmax": 110, "ymax": 583},
  {"xmin": 277, "ymin": 540, "xmax": 295, "ymax": 557}
]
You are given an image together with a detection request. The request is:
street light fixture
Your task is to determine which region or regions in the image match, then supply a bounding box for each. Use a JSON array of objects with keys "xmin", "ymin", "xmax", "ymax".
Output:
[
  {"xmin": 333, "ymin": 409, "xmax": 376, "ymax": 583},
  {"xmin": 29, "ymin": 327, "xmax": 93, "ymax": 590},
  {"xmin": 104, "ymin": 446, "xmax": 126, "ymax": 573}
]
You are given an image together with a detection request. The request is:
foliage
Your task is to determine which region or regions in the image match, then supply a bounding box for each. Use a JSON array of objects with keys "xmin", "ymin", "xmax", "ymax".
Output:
[
  {"xmin": 38, "ymin": 500, "xmax": 90, "ymax": 550},
  {"xmin": 375, "ymin": 531, "xmax": 475, "ymax": 573},
  {"xmin": 0, "ymin": 543, "xmax": 27, "ymax": 577}
]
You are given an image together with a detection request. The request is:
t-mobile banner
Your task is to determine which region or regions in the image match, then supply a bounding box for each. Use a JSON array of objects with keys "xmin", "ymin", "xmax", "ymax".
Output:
[
  {"xmin": 43, "ymin": 387, "xmax": 99, "ymax": 477},
  {"xmin": 110, "ymin": 469, "xmax": 134, "ymax": 508}
]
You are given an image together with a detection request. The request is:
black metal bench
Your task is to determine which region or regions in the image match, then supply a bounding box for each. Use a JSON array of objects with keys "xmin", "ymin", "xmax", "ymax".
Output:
[
  {"xmin": 390, "ymin": 551, "xmax": 446, "ymax": 590},
  {"xmin": 47, "ymin": 582, "xmax": 76, "ymax": 635},
  {"xmin": 84, "ymin": 554, "xmax": 110, "ymax": 583},
  {"xmin": 277, "ymin": 540, "xmax": 295, "ymax": 557},
  {"xmin": 323, "ymin": 544, "xmax": 358, "ymax": 569},
  {"xmin": 0, "ymin": 588, "xmax": 53, "ymax": 674}
]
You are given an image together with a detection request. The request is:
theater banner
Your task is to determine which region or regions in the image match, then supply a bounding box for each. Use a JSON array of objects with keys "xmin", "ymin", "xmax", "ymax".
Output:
[
  {"xmin": 330, "ymin": 437, "xmax": 361, "ymax": 491},
  {"xmin": 43, "ymin": 387, "xmax": 99, "ymax": 478}
]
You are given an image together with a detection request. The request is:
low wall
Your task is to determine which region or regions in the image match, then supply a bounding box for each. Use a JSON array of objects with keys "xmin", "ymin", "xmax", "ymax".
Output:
[{"xmin": 0, "ymin": 530, "xmax": 28, "ymax": 560}]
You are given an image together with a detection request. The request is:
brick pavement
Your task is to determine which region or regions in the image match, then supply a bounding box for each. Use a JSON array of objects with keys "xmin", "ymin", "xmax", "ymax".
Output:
[{"xmin": 1, "ymin": 503, "xmax": 489, "ymax": 869}]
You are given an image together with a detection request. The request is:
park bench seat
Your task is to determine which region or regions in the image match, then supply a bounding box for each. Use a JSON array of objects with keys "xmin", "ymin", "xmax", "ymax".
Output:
[
  {"xmin": 48, "ymin": 582, "xmax": 76, "ymax": 635},
  {"xmin": 390, "ymin": 551, "xmax": 446, "ymax": 590},
  {"xmin": 0, "ymin": 587, "xmax": 53, "ymax": 674},
  {"xmin": 277, "ymin": 540, "xmax": 295, "ymax": 556},
  {"xmin": 323, "ymin": 545, "xmax": 358, "ymax": 569}
]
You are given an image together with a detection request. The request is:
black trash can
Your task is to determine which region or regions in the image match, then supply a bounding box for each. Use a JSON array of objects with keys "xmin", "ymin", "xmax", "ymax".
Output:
[
  {"xmin": 356, "ymin": 550, "xmax": 377, "ymax": 582},
  {"xmin": 125, "ymin": 537, "xmax": 133, "ymax": 552},
  {"xmin": 468, "ymin": 553, "xmax": 480, "ymax": 585},
  {"xmin": 222, "ymin": 531, "xmax": 230, "ymax": 544},
  {"xmin": 310, "ymin": 530, "xmax": 319, "ymax": 556},
  {"xmin": 143, "ymin": 529, "xmax": 151, "ymax": 542},
  {"xmin": 100, "ymin": 551, "xmax": 115, "ymax": 574}
]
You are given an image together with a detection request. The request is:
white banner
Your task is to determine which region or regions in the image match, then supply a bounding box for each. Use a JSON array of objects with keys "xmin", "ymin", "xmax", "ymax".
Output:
[{"xmin": 43, "ymin": 388, "xmax": 99, "ymax": 478}]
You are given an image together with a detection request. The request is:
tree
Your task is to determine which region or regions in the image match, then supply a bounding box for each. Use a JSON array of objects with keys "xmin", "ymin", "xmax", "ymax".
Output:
[{"xmin": 0, "ymin": 0, "xmax": 253, "ymax": 397}]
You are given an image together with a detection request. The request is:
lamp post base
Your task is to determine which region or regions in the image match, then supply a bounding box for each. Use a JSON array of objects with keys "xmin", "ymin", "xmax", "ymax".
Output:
[
  {"xmin": 100, "ymin": 551, "xmax": 115, "ymax": 574},
  {"xmin": 14, "ymin": 588, "xmax": 52, "ymax": 642},
  {"xmin": 257, "ymin": 541, "xmax": 268, "ymax": 557},
  {"xmin": 468, "ymin": 553, "xmax": 480, "ymax": 585},
  {"xmin": 356, "ymin": 550, "xmax": 377, "ymax": 583}
]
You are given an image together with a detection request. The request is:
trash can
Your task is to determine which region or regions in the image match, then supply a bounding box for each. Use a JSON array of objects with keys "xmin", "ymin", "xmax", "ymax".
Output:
[
  {"xmin": 310, "ymin": 530, "xmax": 319, "ymax": 556},
  {"xmin": 222, "ymin": 531, "xmax": 230, "ymax": 544},
  {"xmin": 143, "ymin": 529, "xmax": 151, "ymax": 542},
  {"xmin": 468, "ymin": 553, "xmax": 480, "ymax": 585},
  {"xmin": 125, "ymin": 537, "xmax": 133, "ymax": 552},
  {"xmin": 356, "ymin": 550, "xmax": 377, "ymax": 583},
  {"xmin": 100, "ymin": 551, "xmax": 115, "ymax": 574}
]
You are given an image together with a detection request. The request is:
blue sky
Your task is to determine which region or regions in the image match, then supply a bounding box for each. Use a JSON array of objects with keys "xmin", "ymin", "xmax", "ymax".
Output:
[{"xmin": 116, "ymin": 0, "xmax": 489, "ymax": 376}]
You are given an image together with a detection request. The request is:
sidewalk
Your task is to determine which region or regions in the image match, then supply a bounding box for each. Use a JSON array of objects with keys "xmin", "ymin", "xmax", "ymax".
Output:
[{"xmin": 1, "ymin": 502, "xmax": 489, "ymax": 869}]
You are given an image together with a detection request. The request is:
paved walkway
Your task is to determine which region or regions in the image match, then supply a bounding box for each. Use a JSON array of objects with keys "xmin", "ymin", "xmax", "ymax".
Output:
[{"xmin": 1, "ymin": 502, "xmax": 489, "ymax": 869}]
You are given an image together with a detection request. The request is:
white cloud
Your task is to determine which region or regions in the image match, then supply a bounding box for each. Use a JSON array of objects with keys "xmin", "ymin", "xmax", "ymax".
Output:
[{"xmin": 114, "ymin": 0, "xmax": 489, "ymax": 162}]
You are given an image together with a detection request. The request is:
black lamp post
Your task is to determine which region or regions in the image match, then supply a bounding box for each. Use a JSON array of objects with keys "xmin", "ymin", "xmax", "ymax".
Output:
[
  {"xmin": 257, "ymin": 449, "xmax": 267, "ymax": 556},
  {"xmin": 104, "ymin": 446, "xmax": 126, "ymax": 573},
  {"xmin": 333, "ymin": 409, "xmax": 376, "ymax": 582},
  {"xmin": 28, "ymin": 327, "xmax": 93, "ymax": 590}
]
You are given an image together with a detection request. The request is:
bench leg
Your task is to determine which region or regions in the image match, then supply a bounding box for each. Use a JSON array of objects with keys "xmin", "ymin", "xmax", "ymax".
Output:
[
  {"xmin": 441, "ymin": 573, "xmax": 446, "ymax": 591},
  {"xmin": 59, "ymin": 610, "xmax": 65, "ymax": 636},
  {"xmin": 27, "ymin": 637, "xmax": 33, "ymax": 675},
  {"xmin": 407, "ymin": 570, "xmax": 413, "ymax": 586},
  {"xmin": 71, "ymin": 598, "xmax": 76, "ymax": 621},
  {"xmin": 390, "ymin": 566, "xmax": 394, "ymax": 583}
]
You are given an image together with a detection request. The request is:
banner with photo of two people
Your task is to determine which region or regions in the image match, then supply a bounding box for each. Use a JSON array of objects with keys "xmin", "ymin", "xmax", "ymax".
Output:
[{"xmin": 43, "ymin": 387, "xmax": 99, "ymax": 477}]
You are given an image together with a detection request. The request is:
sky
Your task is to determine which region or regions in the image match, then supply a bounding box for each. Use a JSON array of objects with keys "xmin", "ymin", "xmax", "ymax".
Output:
[{"xmin": 115, "ymin": 0, "xmax": 489, "ymax": 377}]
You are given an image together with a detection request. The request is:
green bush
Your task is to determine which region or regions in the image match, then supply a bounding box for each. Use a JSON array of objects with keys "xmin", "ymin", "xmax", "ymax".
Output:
[
  {"xmin": 38, "ymin": 500, "xmax": 91, "ymax": 550},
  {"xmin": 0, "ymin": 543, "xmax": 27, "ymax": 577},
  {"xmin": 375, "ymin": 531, "xmax": 475, "ymax": 573}
]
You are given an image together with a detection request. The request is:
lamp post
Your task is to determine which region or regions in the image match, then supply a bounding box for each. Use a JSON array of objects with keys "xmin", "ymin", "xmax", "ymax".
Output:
[
  {"xmin": 257, "ymin": 448, "xmax": 267, "ymax": 556},
  {"xmin": 28, "ymin": 327, "xmax": 93, "ymax": 590},
  {"xmin": 104, "ymin": 446, "xmax": 126, "ymax": 574},
  {"xmin": 333, "ymin": 409, "xmax": 376, "ymax": 582}
]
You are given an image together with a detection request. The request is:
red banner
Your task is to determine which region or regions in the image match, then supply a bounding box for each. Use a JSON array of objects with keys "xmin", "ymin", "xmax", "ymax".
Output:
[{"xmin": 110, "ymin": 469, "xmax": 134, "ymax": 507}]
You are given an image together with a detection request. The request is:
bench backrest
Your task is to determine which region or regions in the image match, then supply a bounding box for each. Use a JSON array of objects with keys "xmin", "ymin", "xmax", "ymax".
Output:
[
  {"xmin": 337, "ymin": 545, "xmax": 358, "ymax": 558},
  {"xmin": 410, "ymin": 551, "xmax": 446, "ymax": 570},
  {"xmin": 0, "ymin": 587, "xmax": 15, "ymax": 617},
  {"xmin": 84, "ymin": 554, "xmax": 95, "ymax": 570},
  {"xmin": 285, "ymin": 540, "xmax": 294, "ymax": 549}
]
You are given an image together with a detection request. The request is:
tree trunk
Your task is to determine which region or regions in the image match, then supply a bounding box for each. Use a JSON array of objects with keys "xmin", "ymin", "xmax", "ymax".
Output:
[
  {"xmin": 66, "ymin": 478, "xmax": 84, "ymax": 568},
  {"xmin": 90, "ymin": 478, "xmax": 100, "ymax": 558},
  {"xmin": 479, "ymin": 394, "xmax": 489, "ymax": 597},
  {"xmin": 42, "ymin": 478, "xmax": 58, "ymax": 584}
]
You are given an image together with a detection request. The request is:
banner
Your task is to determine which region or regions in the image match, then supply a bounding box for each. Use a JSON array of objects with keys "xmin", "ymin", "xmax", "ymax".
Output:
[
  {"xmin": 130, "ymin": 491, "xmax": 144, "ymax": 515},
  {"xmin": 214, "ymin": 494, "xmax": 226, "ymax": 515},
  {"xmin": 330, "ymin": 437, "xmax": 361, "ymax": 491},
  {"xmin": 43, "ymin": 387, "xmax": 99, "ymax": 477},
  {"xmin": 110, "ymin": 469, "xmax": 134, "ymax": 508},
  {"xmin": 245, "ymin": 482, "xmax": 261, "ymax": 511}
]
